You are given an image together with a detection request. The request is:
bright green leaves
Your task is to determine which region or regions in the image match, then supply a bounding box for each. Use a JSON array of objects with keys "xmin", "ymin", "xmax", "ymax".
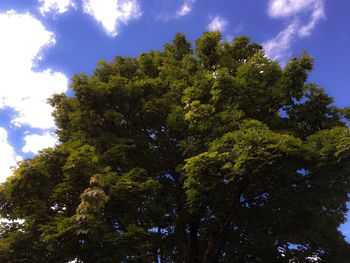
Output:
[
  {"xmin": 286, "ymin": 84, "xmax": 344, "ymax": 138},
  {"xmin": 184, "ymin": 151, "xmax": 229, "ymax": 210},
  {"xmin": 282, "ymin": 51, "xmax": 314, "ymax": 101},
  {"xmin": 184, "ymin": 101, "xmax": 215, "ymax": 127},
  {"xmin": 184, "ymin": 120, "xmax": 305, "ymax": 210},
  {"xmin": 195, "ymin": 31, "xmax": 222, "ymax": 69},
  {"xmin": 236, "ymin": 51, "xmax": 281, "ymax": 84},
  {"xmin": 137, "ymin": 51, "xmax": 161, "ymax": 78},
  {"xmin": 213, "ymin": 120, "xmax": 304, "ymax": 172},
  {"xmin": 164, "ymin": 33, "xmax": 192, "ymax": 61},
  {"xmin": 51, "ymin": 145, "xmax": 99, "ymax": 211},
  {"xmin": 64, "ymin": 145, "xmax": 98, "ymax": 177},
  {"xmin": 235, "ymin": 52, "xmax": 283, "ymax": 120},
  {"xmin": 307, "ymin": 126, "xmax": 350, "ymax": 162},
  {"xmin": 109, "ymin": 168, "xmax": 160, "ymax": 220},
  {"xmin": 0, "ymin": 148, "xmax": 66, "ymax": 221},
  {"xmin": 210, "ymin": 68, "xmax": 239, "ymax": 105},
  {"xmin": 194, "ymin": 33, "xmax": 263, "ymax": 72},
  {"xmin": 72, "ymin": 167, "xmax": 160, "ymax": 261},
  {"xmin": 230, "ymin": 36, "xmax": 262, "ymax": 63}
]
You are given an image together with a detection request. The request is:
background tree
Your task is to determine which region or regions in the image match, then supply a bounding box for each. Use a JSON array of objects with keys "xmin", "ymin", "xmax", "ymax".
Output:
[{"xmin": 1, "ymin": 32, "xmax": 350, "ymax": 262}]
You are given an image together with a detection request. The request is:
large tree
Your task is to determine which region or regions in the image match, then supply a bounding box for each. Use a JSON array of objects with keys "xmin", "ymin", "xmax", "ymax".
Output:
[{"xmin": 1, "ymin": 32, "xmax": 350, "ymax": 262}]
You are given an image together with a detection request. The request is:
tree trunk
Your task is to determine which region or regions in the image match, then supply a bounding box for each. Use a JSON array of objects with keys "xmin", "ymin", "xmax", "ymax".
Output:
[{"xmin": 188, "ymin": 220, "xmax": 200, "ymax": 263}]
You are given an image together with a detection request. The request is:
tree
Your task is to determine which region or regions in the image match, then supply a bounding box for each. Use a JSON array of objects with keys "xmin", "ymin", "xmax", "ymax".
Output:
[{"xmin": 1, "ymin": 32, "xmax": 350, "ymax": 262}]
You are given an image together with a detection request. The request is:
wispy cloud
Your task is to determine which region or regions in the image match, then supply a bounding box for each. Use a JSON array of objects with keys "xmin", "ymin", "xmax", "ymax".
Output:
[
  {"xmin": 208, "ymin": 15, "xmax": 228, "ymax": 32},
  {"xmin": 298, "ymin": 1, "xmax": 325, "ymax": 37},
  {"xmin": 38, "ymin": 0, "xmax": 76, "ymax": 15},
  {"xmin": 176, "ymin": 0, "xmax": 196, "ymax": 17},
  {"xmin": 264, "ymin": 0, "xmax": 325, "ymax": 62},
  {"xmin": 82, "ymin": 0, "xmax": 142, "ymax": 37},
  {"xmin": 263, "ymin": 22, "xmax": 298, "ymax": 62},
  {"xmin": 157, "ymin": 0, "xmax": 196, "ymax": 21},
  {"xmin": 268, "ymin": 0, "xmax": 323, "ymax": 19}
]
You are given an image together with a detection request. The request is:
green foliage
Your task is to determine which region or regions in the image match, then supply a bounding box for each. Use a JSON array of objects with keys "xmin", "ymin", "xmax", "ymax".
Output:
[{"xmin": 1, "ymin": 32, "xmax": 350, "ymax": 262}]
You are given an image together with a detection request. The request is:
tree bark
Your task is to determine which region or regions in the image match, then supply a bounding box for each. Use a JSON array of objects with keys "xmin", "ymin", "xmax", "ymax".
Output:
[{"xmin": 188, "ymin": 220, "xmax": 200, "ymax": 263}]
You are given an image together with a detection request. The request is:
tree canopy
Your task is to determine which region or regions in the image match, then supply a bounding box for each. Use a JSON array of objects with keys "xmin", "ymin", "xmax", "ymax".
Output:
[{"xmin": 1, "ymin": 32, "xmax": 350, "ymax": 262}]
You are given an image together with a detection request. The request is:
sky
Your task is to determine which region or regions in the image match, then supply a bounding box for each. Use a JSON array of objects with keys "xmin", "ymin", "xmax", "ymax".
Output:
[{"xmin": 0, "ymin": 0, "xmax": 349, "ymax": 242}]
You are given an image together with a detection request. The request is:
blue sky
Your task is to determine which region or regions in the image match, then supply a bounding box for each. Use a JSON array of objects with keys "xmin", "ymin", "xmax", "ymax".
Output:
[{"xmin": 0, "ymin": 0, "xmax": 349, "ymax": 241}]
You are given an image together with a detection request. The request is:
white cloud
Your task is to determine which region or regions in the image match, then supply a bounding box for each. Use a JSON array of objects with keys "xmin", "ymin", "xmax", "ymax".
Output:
[
  {"xmin": 298, "ymin": 1, "xmax": 325, "ymax": 37},
  {"xmin": 0, "ymin": 128, "xmax": 21, "ymax": 182},
  {"xmin": 208, "ymin": 16, "xmax": 228, "ymax": 32},
  {"xmin": 38, "ymin": 0, "xmax": 76, "ymax": 15},
  {"xmin": 83, "ymin": 0, "xmax": 142, "ymax": 37},
  {"xmin": 0, "ymin": 11, "xmax": 67, "ymax": 181},
  {"xmin": 176, "ymin": 0, "xmax": 196, "ymax": 17},
  {"xmin": 264, "ymin": 0, "xmax": 325, "ymax": 62},
  {"xmin": 263, "ymin": 21, "xmax": 298, "ymax": 62},
  {"xmin": 268, "ymin": 0, "xmax": 322, "ymax": 19},
  {"xmin": 22, "ymin": 132, "xmax": 57, "ymax": 154},
  {"xmin": 0, "ymin": 11, "xmax": 68, "ymax": 129}
]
